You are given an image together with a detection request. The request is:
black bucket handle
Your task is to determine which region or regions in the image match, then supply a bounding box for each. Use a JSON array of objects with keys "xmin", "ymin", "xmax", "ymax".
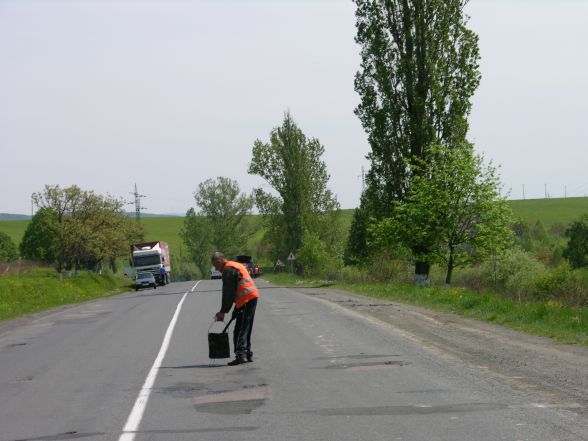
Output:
[{"xmin": 208, "ymin": 316, "xmax": 235, "ymax": 334}]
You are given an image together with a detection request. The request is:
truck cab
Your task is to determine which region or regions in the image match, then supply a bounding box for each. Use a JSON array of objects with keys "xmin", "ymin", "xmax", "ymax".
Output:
[{"xmin": 130, "ymin": 241, "xmax": 170, "ymax": 285}]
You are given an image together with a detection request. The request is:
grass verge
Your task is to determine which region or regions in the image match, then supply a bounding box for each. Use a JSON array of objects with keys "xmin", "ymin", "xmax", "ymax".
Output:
[
  {"xmin": 0, "ymin": 268, "xmax": 132, "ymax": 323},
  {"xmin": 262, "ymin": 273, "xmax": 588, "ymax": 346}
]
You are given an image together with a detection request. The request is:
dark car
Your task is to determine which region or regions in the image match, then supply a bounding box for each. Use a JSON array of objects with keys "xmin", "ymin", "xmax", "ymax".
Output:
[
  {"xmin": 236, "ymin": 255, "xmax": 261, "ymax": 278},
  {"xmin": 135, "ymin": 271, "xmax": 157, "ymax": 291}
]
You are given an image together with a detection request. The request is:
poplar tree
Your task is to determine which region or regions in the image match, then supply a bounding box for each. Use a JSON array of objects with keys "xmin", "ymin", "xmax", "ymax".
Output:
[
  {"xmin": 351, "ymin": 0, "xmax": 481, "ymax": 283},
  {"xmin": 249, "ymin": 112, "xmax": 342, "ymax": 263}
]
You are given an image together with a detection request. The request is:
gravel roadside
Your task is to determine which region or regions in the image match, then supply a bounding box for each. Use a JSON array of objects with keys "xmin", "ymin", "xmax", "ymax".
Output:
[{"xmin": 287, "ymin": 285, "xmax": 588, "ymax": 417}]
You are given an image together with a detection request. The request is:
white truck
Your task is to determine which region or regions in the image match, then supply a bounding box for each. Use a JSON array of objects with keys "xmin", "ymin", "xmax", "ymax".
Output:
[{"xmin": 127, "ymin": 241, "xmax": 171, "ymax": 285}]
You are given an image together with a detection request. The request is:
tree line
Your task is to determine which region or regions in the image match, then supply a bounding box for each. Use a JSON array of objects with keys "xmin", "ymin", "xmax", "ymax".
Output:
[
  {"xmin": 5, "ymin": 185, "xmax": 143, "ymax": 275},
  {"xmin": 181, "ymin": 112, "xmax": 345, "ymax": 278}
]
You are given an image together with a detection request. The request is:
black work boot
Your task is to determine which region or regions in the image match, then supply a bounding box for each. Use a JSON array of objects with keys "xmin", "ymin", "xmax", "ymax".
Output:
[
  {"xmin": 227, "ymin": 357, "xmax": 246, "ymax": 366},
  {"xmin": 247, "ymin": 354, "xmax": 253, "ymax": 363}
]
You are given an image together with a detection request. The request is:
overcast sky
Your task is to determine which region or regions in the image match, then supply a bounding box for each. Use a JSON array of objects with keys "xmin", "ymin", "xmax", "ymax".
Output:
[{"xmin": 1, "ymin": 0, "xmax": 587, "ymax": 215}]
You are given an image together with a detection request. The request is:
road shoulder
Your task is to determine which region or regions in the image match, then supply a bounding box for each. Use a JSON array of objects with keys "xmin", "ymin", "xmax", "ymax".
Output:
[{"xmin": 279, "ymin": 284, "xmax": 588, "ymax": 415}]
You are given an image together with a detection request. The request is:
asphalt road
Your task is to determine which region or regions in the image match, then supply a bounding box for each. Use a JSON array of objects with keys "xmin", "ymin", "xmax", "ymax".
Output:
[{"xmin": 0, "ymin": 279, "xmax": 586, "ymax": 441}]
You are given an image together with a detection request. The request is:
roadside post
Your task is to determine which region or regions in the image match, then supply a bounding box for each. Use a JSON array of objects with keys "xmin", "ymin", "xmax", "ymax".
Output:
[{"xmin": 287, "ymin": 252, "xmax": 296, "ymax": 274}]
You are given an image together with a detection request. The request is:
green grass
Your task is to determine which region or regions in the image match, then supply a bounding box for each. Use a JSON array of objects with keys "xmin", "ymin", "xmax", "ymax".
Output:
[
  {"xmin": 510, "ymin": 197, "xmax": 588, "ymax": 227},
  {"xmin": 141, "ymin": 217, "xmax": 185, "ymax": 254},
  {"xmin": 0, "ymin": 220, "xmax": 29, "ymax": 246},
  {"xmin": 262, "ymin": 273, "xmax": 588, "ymax": 346},
  {"xmin": 0, "ymin": 268, "xmax": 133, "ymax": 323}
]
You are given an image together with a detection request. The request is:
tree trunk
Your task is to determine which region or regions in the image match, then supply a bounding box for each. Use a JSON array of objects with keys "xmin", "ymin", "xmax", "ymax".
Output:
[
  {"xmin": 414, "ymin": 261, "xmax": 430, "ymax": 286},
  {"xmin": 445, "ymin": 259, "xmax": 454, "ymax": 287}
]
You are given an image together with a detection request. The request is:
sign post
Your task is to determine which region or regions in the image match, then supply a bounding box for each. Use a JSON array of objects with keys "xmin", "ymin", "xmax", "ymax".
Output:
[{"xmin": 287, "ymin": 252, "xmax": 296, "ymax": 274}]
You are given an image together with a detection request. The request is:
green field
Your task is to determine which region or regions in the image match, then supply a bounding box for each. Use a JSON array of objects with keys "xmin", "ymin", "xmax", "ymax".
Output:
[
  {"xmin": 0, "ymin": 220, "xmax": 29, "ymax": 246},
  {"xmin": 1, "ymin": 198, "xmax": 586, "ymax": 254},
  {"xmin": 509, "ymin": 197, "xmax": 588, "ymax": 227}
]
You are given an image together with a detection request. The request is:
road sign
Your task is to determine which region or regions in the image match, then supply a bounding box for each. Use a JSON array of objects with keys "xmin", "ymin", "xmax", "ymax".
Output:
[{"xmin": 287, "ymin": 252, "xmax": 296, "ymax": 261}]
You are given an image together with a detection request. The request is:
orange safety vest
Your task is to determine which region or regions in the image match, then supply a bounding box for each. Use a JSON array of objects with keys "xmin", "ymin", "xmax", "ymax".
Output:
[{"xmin": 224, "ymin": 261, "xmax": 260, "ymax": 309}]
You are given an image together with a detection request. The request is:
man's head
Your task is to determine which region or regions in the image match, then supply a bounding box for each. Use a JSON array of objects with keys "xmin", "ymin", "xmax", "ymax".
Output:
[{"xmin": 211, "ymin": 251, "xmax": 227, "ymax": 272}]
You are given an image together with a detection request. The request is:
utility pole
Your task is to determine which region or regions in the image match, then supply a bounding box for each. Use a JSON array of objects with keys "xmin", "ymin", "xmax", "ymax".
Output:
[
  {"xmin": 544, "ymin": 183, "xmax": 548, "ymax": 199},
  {"xmin": 358, "ymin": 166, "xmax": 366, "ymax": 192},
  {"xmin": 522, "ymin": 184, "xmax": 525, "ymax": 200},
  {"xmin": 565, "ymin": 185, "xmax": 567, "ymax": 198},
  {"xmin": 129, "ymin": 183, "xmax": 147, "ymax": 221}
]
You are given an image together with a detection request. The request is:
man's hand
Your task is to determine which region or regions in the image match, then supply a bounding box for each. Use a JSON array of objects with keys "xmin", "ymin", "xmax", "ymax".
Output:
[{"xmin": 215, "ymin": 312, "xmax": 225, "ymax": 322}]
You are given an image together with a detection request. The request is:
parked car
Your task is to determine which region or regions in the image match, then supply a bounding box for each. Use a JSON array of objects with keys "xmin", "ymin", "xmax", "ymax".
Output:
[
  {"xmin": 236, "ymin": 255, "xmax": 261, "ymax": 278},
  {"xmin": 135, "ymin": 272, "xmax": 157, "ymax": 291},
  {"xmin": 210, "ymin": 266, "xmax": 222, "ymax": 280}
]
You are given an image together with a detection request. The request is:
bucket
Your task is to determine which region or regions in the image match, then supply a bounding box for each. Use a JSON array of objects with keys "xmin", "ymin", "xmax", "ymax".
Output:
[{"xmin": 208, "ymin": 318, "xmax": 234, "ymax": 359}]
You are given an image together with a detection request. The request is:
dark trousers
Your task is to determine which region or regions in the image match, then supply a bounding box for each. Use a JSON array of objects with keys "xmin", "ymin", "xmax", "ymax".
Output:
[{"xmin": 233, "ymin": 298, "xmax": 257, "ymax": 359}]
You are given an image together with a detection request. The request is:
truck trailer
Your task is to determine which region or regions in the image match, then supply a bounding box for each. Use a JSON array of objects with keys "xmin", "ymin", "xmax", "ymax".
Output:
[{"xmin": 129, "ymin": 241, "xmax": 170, "ymax": 285}]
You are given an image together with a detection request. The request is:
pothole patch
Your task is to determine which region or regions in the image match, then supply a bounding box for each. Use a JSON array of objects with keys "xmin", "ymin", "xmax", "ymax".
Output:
[{"xmin": 192, "ymin": 384, "xmax": 269, "ymax": 415}]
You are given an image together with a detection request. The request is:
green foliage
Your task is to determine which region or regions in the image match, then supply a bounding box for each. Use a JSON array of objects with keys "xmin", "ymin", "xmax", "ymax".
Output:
[
  {"xmin": 344, "ymin": 193, "xmax": 373, "ymax": 266},
  {"xmin": 353, "ymin": 0, "xmax": 482, "ymax": 279},
  {"xmin": 451, "ymin": 248, "xmax": 587, "ymax": 306},
  {"xmin": 19, "ymin": 208, "xmax": 58, "ymax": 262},
  {"xmin": 512, "ymin": 217, "xmax": 568, "ymax": 267},
  {"xmin": 181, "ymin": 177, "xmax": 253, "ymax": 277},
  {"xmin": 297, "ymin": 232, "xmax": 328, "ymax": 277},
  {"xmin": 181, "ymin": 209, "xmax": 214, "ymax": 278},
  {"xmin": 0, "ymin": 231, "xmax": 18, "ymax": 261},
  {"xmin": 296, "ymin": 231, "xmax": 343, "ymax": 278},
  {"xmin": 31, "ymin": 185, "xmax": 143, "ymax": 272},
  {"xmin": 248, "ymin": 112, "xmax": 344, "ymax": 264},
  {"xmin": 355, "ymin": 0, "xmax": 481, "ymax": 207},
  {"xmin": 370, "ymin": 143, "xmax": 513, "ymax": 285},
  {"xmin": 533, "ymin": 263, "xmax": 586, "ymax": 306},
  {"xmin": 563, "ymin": 214, "xmax": 588, "ymax": 268},
  {"xmin": 452, "ymin": 247, "xmax": 545, "ymax": 296}
]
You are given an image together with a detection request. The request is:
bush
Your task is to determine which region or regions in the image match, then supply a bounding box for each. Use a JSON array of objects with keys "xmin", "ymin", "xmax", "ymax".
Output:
[
  {"xmin": 532, "ymin": 264, "xmax": 587, "ymax": 306},
  {"xmin": 363, "ymin": 251, "xmax": 412, "ymax": 283},
  {"xmin": 333, "ymin": 265, "xmax": 371, "ymax": 283},
  {"xmin": 451, "ymin": 247, "xmax": 546, "ymax": 301},
  {"xmin": 0, "ymin": 231, "xmax": 18, "ymax": 262},
  {"xmin": 484, "ymin": 247, "xmax": 546, "ymax": 292},
  {"xmin": 297, "ymin": 232, "xmax": 342, "ymax": 278}
]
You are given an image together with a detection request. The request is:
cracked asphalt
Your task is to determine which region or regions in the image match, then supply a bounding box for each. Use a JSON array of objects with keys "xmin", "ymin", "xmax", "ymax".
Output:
[{"xmin": 0, "ymin": 279, "xmax": 585, "ymax": 441}]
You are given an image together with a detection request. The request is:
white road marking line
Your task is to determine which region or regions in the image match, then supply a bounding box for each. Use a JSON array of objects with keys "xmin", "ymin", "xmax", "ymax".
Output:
[{"xmin": 118, "ymin": 281, "xmax": 200, "ymax": 441}]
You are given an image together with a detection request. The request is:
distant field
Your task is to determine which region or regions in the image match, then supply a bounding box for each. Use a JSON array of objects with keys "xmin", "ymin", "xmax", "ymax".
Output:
[
  {"xmin": 140, "ymin": 217, "xmax": 185, "ymax": 254},
  {"xmin": 509, "ymin": 197, "xmax": 588, "ymax": 227},
  {"xmin": 0, "ymin": 220, "xmax": 29, "ymax": 246},
  {"xmin": 1, "ymin": 199, "xmax": 586, "ymax": 252}
]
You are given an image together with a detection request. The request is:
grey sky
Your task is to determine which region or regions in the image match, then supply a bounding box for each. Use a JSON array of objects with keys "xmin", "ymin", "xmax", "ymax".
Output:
[{"xmin": 1, "ymin": 0, "xmax": 587, "ymax": 215}]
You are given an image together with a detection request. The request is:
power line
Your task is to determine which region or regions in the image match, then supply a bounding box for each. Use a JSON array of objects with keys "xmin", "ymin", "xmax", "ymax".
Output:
[{"xmin": 128, "ymin": 183, "xmax": 147, "ymax": 221}]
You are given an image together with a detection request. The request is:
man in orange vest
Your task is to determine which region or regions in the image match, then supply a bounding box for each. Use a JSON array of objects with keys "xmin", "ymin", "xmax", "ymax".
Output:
[{"xmin": 213, "ymin": 252, "xmax": 260, "ymax": 366}]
